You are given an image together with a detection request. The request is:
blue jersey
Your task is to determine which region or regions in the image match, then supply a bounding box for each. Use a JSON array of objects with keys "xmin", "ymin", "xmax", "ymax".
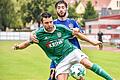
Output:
[{"xmin": 50, "ymin": 18, "xmax": 83, "ymax": 69}]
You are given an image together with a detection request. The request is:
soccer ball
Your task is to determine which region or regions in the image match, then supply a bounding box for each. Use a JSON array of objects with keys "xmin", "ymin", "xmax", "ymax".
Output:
[{"xmin": 70, "ymin": 64, "xmax": 86, "ymax": 79}]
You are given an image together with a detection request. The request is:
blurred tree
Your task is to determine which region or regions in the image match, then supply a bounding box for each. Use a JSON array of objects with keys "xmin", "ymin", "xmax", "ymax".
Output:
[
  {"xmin": 21, "ymin": 0, "xmax": 56, "ymax": 24},
  {"xmin": 68, "ymin": 6, "xmax": 79, "ymax": 18},
  {"xmin": 0, "ymin": 0, "xmax": 30, "ymax": 31},
  {"xmin": 0, "ymin": 0, "xmax": 57, "ymax": 31},
  {"xmin": 83, "ymin": 1, "xmax": 98, "ymax": 20},
  {"xmin": 47, "ymin": 1, "xmax": 57, "ymax": 19},
  {"xmin": 0, "ymin": 0, "xmax": 15, "ymax": 31},
  {"xmin": 10, "ymin": 10, "xmax": 23, "ymax": 31},
  {"xmin": 11, "ymin": 0, "xmax": 29, "ymax": 30},
  {"xmin": 67, "ymin": 1, "xmax": 85, "ymax": 27},
  {"xmin": 68, "ymin": 0, "xmax": 81, "ymax": 19}
]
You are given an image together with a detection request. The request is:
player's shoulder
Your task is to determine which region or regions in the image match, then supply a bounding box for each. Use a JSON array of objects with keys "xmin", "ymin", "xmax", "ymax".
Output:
[
  {"xmin": 67, "ymin": 18, "xmax": 76, "ymax": 22},
  {"xmin": 53, "ymin": 19, "xmax": 59, "ymax": 23},
  {"xmin": 35, "ymin": 27, "xmax": 44, "ymax": 35},
  {"xmin": 55, "ymin": 24, "xmax": 72, "ymax": 33},
  {"xmin": 55, "ymin": 24, "xmax": 69, "ymax": 31},
  {"xmin": 55, "ymin": 24, "xmax": 66, "ymax": 28},
  {"xmin": 53, "ymin": 19, "xmax": 58, "ymax": 22}
]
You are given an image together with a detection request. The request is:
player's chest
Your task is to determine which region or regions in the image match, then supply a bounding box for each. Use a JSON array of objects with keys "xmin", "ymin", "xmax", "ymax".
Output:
[
  {"xmin": 39, "ymin": 31, "xmax": 64, "ymax": 48},
  {"xmin": 38, "ymin": 31, "xmax": 65, "ymax": 43}
]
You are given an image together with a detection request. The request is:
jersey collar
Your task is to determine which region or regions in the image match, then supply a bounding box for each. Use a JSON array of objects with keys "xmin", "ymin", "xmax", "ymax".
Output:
[
  {"xmin": 44, "ymin": 25, "xmax": 56, "ymax": 33},
  {"xmin": 57, "ymin": 18, "xmax": 68, "ymax": 21}
]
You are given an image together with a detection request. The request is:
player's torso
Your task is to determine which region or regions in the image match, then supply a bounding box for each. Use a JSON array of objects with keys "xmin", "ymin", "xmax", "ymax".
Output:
[{"xmin": 35, "ymin": 25, "xmax": 76, "ymax": 64}]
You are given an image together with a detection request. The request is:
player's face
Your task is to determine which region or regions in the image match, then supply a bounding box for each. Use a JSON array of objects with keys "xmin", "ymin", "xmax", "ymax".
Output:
[
  {"xmin": 42, "ymin": 17, "xmax": 54, "ymax": 32},
  {"xmin": 56, "ymin": 3, "xmax": 67, "ymax": 17}
]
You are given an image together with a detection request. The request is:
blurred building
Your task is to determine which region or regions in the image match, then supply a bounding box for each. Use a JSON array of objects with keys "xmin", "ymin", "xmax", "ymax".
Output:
[
  {"xmin": 85, "ymin": 14, "xmax": 120, "ymax": 35},
  {"xmin": 80, "ymin": 0, "xmax": 120, "ymax": 44},
  {"xmin": 85, "ymin": 14, "xmax": 120, "ymax": 43},
  {"xmin": 64, "ymin": 0, "xmax": 80, "ymax": 4},
  {"xmin": 76, "ymin": 0, "xmax": 120, "ymax": 15}
]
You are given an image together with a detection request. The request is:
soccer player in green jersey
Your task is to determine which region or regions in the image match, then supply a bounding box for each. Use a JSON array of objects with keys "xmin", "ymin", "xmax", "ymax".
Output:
[{"xmin": 13, "ymin": 12, "xmax": 114, "ymax": 80}]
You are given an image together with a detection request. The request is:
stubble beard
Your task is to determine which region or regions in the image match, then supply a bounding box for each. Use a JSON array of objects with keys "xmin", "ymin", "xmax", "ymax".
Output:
[{"xmin": 57, "ymin": 12, "xmax": 66, "ymax": 17}]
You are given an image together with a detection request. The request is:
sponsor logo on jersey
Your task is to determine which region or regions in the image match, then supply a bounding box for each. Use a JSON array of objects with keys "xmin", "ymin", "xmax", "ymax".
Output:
[
  {"xmin": 57, "ymin": 32, "xmax": 61, "ymax": 38},
  {"xmin": 69, "ymin": 23, "xmax": 74, "ymax": 29},
  {"xmin": 46, "ymin": 39, "xmax": 63, "ymax": 48}
]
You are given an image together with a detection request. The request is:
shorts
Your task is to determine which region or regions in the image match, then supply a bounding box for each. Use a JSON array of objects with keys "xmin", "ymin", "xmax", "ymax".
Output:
[{"xmin": 55, "ymin": 49, "xmax": 88, "ymax": 79}]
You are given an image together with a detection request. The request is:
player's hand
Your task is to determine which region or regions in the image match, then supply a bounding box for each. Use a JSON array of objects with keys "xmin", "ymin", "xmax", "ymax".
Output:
[
  {"xmin": 71, "ymin": 28, "xmax": 79, "ymax": 34},
  {"xmin": 98, "ymin": 43, "xmax": 103, "ymax": 50},
  {"xmin": 92, "ymin": 41, "xmax": 103, "ymax": 50},
  {"xmin": 12, "ymin": 44, "xmax": 19, "ymax": 50},
  {"xmin": 71, "ymin": 28, "xmax": 79, "ymax": 32},
  {"xmin": 71, "ymin": 28, "xmax": 80, "ymax": 37},
  {"xmin": 30, "ymin": 34, "xmax": 39, "ymax": 43},
  {"xmin": 79, "ymin": 77, "xmax": 85, "ymax": 80}
]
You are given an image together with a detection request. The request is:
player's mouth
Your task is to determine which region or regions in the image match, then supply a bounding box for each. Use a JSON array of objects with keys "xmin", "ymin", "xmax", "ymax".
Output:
[
  {"xmin": 47, "ymin": 27, "xmax": 54, "ymax": 32},
  {"xmin": 59, "ymin": 12, "xmax": 64, "ymax": 15}
]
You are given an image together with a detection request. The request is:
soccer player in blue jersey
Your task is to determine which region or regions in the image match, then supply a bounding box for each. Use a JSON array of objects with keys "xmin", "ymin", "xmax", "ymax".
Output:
[{"xmin": 13, "ymin": 12, "xmax": 114, "ymax": 80}]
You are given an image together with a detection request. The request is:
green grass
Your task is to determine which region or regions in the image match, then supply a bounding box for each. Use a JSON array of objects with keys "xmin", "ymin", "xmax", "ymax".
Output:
[{"xmin": 0, "ymin": 41, "xmax": 120, "ymax": 80}]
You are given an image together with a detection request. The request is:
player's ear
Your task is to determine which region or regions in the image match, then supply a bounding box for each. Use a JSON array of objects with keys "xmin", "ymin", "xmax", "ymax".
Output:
[
  {"xmin": 67, "ymin": 7, "xmax": 68, "ymax": 10},
  {"xmin": 66, "ymin": 10, "xmax": 69, "ymax": 17}
]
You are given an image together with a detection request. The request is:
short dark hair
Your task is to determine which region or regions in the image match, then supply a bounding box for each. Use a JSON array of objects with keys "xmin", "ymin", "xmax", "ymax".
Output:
[
  {"xmin": 41, "ymin": 12, "xmax": 52, "ymax": 22},
  {"xmin": 55, "ymin": 0, "xmax": 67, "ymax": 9}
]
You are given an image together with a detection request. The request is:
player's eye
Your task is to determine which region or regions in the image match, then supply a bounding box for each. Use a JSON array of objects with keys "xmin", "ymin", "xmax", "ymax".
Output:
[
  {"xmin": 62, "ymin": 6, "xmax": 65, "ymax": 9},
  {"xmin": 57, "ymin": 6, "xmax": 60, "ymax": 9},
  {"xmin": 50, "ymin": 21, "xmax": 52, "ymax": 23},
  {"xmin": 45, "ymin": 22, "xmax": 49, "ymax": 24}
]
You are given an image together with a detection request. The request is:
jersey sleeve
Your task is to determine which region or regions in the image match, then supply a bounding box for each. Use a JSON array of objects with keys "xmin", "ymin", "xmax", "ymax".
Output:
[
  {"xmin": 34, "ymin": 27, "xmax": 44, "ymax": 42},
  {"xmin": 71, "ymin": 19, "xmax": 84, "ymax": 33},
  {"xmin": 60, "ymin": 24, "xmax": 73, "ymax": 37}
]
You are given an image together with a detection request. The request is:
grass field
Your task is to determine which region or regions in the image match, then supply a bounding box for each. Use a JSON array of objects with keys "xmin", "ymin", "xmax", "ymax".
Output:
[{"xmin": 0, "ymin": 41, "xmax": 120, "ymax": 80}]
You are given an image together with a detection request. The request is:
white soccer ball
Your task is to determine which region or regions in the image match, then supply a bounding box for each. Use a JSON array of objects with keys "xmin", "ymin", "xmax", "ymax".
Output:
[{"xmin": 70, "ymin": 64, "xmax": 86, "ymax": 79}]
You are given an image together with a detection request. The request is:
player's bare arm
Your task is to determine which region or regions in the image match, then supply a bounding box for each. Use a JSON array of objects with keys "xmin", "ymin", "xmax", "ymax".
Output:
[
  {"xmin": 13, "ymin": 40, "xmax": 31, "ymax": 50},
  {"xmin": 73, "ymin": 31, "xmax": 103, "ymax": 47}
]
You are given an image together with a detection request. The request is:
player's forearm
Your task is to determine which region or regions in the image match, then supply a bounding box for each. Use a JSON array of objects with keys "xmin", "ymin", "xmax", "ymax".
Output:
[
  {"xmin": 18, "ymin": 41, "xmax": 31, "ymax": 49},
  {"xmin": 76, "ymin": 33, "xmax": 96, "ymax": 46},
  {"xmin": 14, "ymin": 40, "xmax": 31, "ymax": 50}
]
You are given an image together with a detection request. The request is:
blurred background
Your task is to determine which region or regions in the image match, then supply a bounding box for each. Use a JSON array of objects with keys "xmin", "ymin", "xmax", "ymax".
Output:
[{"xmin": 0, "ymin": 0, "xmax": 120, "ymax": 48}]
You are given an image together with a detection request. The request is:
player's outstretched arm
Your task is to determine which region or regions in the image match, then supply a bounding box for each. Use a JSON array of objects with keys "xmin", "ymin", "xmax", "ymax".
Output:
[
  {"xmin": 12, "ymin": 40, "xmax": 31, "ymax": 50},
  {"xmin": 73, "ymin": 31, "xmax": 103, "ymax": 47}
]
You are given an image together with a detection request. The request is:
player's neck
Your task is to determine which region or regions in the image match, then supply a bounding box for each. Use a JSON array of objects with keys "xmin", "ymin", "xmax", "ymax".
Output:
[{"xmin": 58, "ymin": 16, "xmax": 67, "ymax": 21}]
